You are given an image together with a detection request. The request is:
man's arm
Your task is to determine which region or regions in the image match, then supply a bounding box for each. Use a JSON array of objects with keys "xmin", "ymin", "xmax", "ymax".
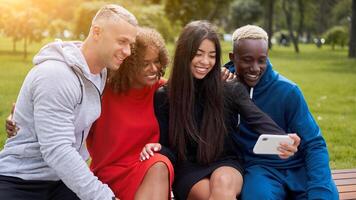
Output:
[
  {"xmin": 227, "ymin": 81, "xmax": 286, "ymax": 135},
  {"xmin": 286, "ymin": 86, "xmax": 335, "ymax": 199},
  {"xmin": 32, "ymin": 66, "xmax": 115, "ymax": 200}
]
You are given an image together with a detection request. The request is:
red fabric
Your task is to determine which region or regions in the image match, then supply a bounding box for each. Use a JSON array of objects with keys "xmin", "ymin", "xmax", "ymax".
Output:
[{"xmin": 87, "ymin": 79, "xmax": 173, "ymax": 200}]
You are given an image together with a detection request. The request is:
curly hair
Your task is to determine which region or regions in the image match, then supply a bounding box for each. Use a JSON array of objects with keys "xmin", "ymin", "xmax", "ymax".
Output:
[{"xmin": 108, "ymin": 27, "xmax": 169, "ymax": 93}]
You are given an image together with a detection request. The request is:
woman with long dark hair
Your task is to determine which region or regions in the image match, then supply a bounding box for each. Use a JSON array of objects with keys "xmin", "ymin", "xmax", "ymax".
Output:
[{"xmin": 141, "ymin": 21, "xmax": 299, "ymax": 199}]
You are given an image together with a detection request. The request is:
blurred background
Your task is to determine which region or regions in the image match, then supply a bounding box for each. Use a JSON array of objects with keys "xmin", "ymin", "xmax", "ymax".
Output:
[{"xmin": 0, "ymin": 0, "xmax": 355, "ymax": 169}]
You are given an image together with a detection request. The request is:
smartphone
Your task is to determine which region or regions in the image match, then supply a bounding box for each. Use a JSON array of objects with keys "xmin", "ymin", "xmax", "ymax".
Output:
[{"xmin": 253, "ymin": 134, "xmax": 293, "ymax": 155}]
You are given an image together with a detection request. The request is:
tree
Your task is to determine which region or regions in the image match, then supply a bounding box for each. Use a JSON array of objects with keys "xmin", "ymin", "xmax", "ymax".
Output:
[
  {"xmin": 349, "ymin": 0, "xmax": 356, "ymax": 58},
  {"xmin": 296, "ymin": 0, "xmax": 305, "ymax": 41},
  {"xmin": 0, "ymin": 2, "xmax": 46, "ymax": 58},
  {"xmin": 282, "ymin": 0, "xmax": 299, "ymax": 53},
  {"xmin": 48, "ymin": 19, "xmax": 72, "ymax": 39},
  {"xmin": 324, "ymin": 26, "xmax": 348, "ymax": 50},
  {"xmin": 316, "ymin": 0, "xmax": 337, "ymax": 36},
  {"xmin": 16, "ymin": 7, "xmax": 47, "ymax": 59},
  {"xmin": 73, "ymin": 1, "xmax": 107, "ymax": 39},
  {"xmin": 263, "ymin": 0, "xmax": 275, "ymax": 49},
  {"xmin": 0, "ymin": 3, "xmax": 21, "ymax": 52},
  {"xmin": 131, "ymin": 5, "xmax": 179, "ymax": 42},
  {"xmin": 332, "ymin": 0, "xmax": 352, "ymax": 27},
  {"xmin": 227, "ymin": 0, "xmax": 263, "ymax": 32},
  {"xmin": 164, "ymin": 0, "xmax": 233, "ymax": 26}
]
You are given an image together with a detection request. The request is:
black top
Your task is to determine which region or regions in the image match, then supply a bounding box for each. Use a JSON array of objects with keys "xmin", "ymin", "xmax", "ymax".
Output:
[{"xmin": 154, "ymin": 80, "xmax": 285, "ymax": 165}]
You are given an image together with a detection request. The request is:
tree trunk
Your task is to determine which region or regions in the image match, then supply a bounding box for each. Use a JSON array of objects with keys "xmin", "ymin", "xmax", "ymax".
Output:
[
  {"xmin": 265, "ymin": 0, "xmax": 274, "ymax": 49},
  {"xmin": 317, "ymin": 0, "xmax": 327, "ymax": 36},
  {"xmin": 349, "ymin": 0, "xmax": 356, "ymax": 58},
  {"xmin": 297, "ymin": 0, "xmax": 305, "ymax": 41},
  {"xmin": 282, "ymin": 0, "xmax": 299, "ymax": 53}
]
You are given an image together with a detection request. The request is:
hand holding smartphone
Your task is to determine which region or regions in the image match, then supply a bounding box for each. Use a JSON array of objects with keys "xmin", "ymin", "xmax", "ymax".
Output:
[{"xmin": 253, "ymin": 134, "xmax": 294, "ymax": 155}]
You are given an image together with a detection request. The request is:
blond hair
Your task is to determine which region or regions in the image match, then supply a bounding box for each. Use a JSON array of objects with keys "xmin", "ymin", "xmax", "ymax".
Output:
[
  {"xmin": 232, "ymin": 25, "xmax": 268, "ymax": 50},
  {"xmin": 92, "ymin": 4, "xmax": 138, "ymax": 27}
]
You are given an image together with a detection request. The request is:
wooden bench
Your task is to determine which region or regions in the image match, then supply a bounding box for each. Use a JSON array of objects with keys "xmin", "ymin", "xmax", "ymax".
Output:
[
  {"xmin": 170, "ymin": 169, "xmax": 356, "ymax": 200},
  {"xmin": 332, "ymin": 169, "xmax": 356, "ymax": 200}
]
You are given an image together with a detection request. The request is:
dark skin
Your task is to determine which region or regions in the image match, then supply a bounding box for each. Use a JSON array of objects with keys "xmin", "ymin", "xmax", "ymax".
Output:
[
  {"xmin": 5, "ymin": 103, "xmax": 17, "ymax": 137},
  {"xmin": 229, "ymin": 39, "xmax": 268, "ymax": 87},
  {"xmin": 228, "ymin": 38, "xmax": 300, "ymax": 159}
]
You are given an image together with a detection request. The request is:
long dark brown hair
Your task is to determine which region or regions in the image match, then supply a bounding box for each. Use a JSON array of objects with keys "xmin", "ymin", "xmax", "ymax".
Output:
[
  {"xmin": 108, "ymin": 27, "xmax": 169, "ymax": 93},
  {"xmin": 168, "ymin": 20, "xmax": 226, "ymax": 165}
]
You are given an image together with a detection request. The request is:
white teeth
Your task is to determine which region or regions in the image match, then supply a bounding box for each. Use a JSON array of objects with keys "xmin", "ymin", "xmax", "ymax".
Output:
[
  {"xmin": 196, "ymin": 67, "xmax": 208, "ymax": 73},
  {"xmin": 247, "ymin": 74, "xmax": 258, "ymax": 79},
  {"xmin": 147, "ymin": 74, "xmax": 157, "ymax": 79}
]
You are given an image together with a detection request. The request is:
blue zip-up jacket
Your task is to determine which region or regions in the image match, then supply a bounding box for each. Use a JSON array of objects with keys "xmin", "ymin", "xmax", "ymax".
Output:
[{"xmin": 225, "ymin": 60, "xmax": 335, "ymax": 199}]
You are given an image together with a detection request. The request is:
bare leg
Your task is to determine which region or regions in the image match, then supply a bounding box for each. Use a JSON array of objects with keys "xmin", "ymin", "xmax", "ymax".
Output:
[
  {"xmin": 134, "ymin": 162, "xmax": 169, "ymax": 200},
  {"xmin": 209, "ymin": 166, "xmax": 243, "ymax": 200},
  {"xmin": 187, "ymin": 178, "xmax": 210, "ymax": 200}
]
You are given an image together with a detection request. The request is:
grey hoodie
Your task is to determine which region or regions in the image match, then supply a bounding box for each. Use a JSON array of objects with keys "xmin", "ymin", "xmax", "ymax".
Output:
[{"xmin": 0, "ymin": 40, "xmax": 115, "ymax": 200}]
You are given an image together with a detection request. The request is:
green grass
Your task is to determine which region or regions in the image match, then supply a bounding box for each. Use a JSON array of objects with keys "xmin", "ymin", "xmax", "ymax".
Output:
[
  {"xmin": 267, "ymin": 45, "xmax": 356, "ymax": 169},
  {"xmin": 1, "ymin": 37, "xmax": 355, "ymax": 169}
]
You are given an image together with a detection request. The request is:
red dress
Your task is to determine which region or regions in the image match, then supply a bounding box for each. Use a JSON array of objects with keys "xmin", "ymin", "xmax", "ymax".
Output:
[{"xmin": 87, "ymin": 79, "xmax": 174, "ymax": 200}]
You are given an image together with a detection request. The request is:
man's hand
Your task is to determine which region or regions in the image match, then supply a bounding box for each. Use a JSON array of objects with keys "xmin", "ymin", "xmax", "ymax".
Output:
[
  {"xmin": 221, "ymin": 68, "xmax": 236, "ymax": 82},
  {"xmin": 139, "ymin": 143, "xmax": 161, "ymax": 161},
  {"xmin": 5, "ymin": 103, "xmax": 18, "ymax": 138},
  {"xmin": 278, "ymin": 133, "xmax": 300, "ymax": 159}
]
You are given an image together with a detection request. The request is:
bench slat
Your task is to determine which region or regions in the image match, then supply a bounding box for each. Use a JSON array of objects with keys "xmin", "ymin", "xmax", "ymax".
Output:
[
  {"xmin": 333, "ymin": 172, "xmax": 356, "ymax": 179},
  {"xmin": 335, "ymin": 179, "xmax": 356, "ymax": 186},
  {"xmin": 337, "ymin": 185, "xmax": 356, "ymax": 193},
  {"xmin": 332, "ymin": 169, "xmax": 356, "ymax": 174},
  {"xmin": 339, "ymin": 192, "xmax": 356, "ymax": 200}
]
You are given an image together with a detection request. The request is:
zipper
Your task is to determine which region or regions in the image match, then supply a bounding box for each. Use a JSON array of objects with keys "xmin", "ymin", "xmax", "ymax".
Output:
[
  {"xmin": 79, "ymin": 130, "xmax": 84, "ymax": 151},
  {"xmin": 71, "ymin": 65, "xmax": 104, "ymax": 151}
]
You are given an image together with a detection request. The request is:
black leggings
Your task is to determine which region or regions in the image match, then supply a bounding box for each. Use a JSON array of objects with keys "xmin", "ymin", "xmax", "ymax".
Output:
[{"xmin": 0, "ymin": 175, "xmax": 79, "ymax": 200}]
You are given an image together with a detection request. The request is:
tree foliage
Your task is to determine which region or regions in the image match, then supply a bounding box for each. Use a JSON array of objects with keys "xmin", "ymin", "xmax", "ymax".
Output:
[
  {"xmin": 226, "ymin": 0, "xmax": 263, "ymax": 32},
  {"xmin": 0, "ymin": 1, "xmax": 47, "ymax": 58},
  {"xmin": 131, "ymin": 5, "xmax": 179, "ymax": 42},
  {"xmin": 73, "ymin": 1, "xmax": 106, "ymax": 39},
  {"xmin": 324, "ymin": 26, "xmax": 348, "ymax": 50},
  {"xmin": 164, "ymin": 0, "xmax": 233, "ymax": 25}
]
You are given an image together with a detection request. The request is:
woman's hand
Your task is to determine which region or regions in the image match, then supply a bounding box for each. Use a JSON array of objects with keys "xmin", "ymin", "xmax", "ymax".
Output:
[
  {"xmin": 139, "ymin": 143, "xmax": 161, "ymax": 161},
  {"xmin": 221, "ymin": 68, "xmax": 236, "ymax": 82},
  {"xmin": 278, "ymin": 133, "xmax": 300, "ymax": 159},
  {"xmin": 5, "ymin": 103, "xmax": 18, "ymax": 138}
]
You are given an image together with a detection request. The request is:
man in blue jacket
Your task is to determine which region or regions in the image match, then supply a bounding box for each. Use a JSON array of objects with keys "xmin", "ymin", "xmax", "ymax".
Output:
[{"xmin": 225, "ymin": 25, "xmax": 338, "ymax": 199}]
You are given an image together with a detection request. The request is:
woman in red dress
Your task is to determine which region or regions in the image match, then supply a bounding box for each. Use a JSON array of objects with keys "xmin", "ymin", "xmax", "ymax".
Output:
[{"xmin": 87, "ymin": 27, "xmax": 174, "ymax": 200}]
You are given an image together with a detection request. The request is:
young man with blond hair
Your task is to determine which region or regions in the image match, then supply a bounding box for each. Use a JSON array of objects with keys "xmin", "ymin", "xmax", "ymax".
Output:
[
  {"xmin": 0, "ymin": 4, "xmax": 137, "ymax": 200},
  {"xmin": 225, "ymin": 25, "xmax": 338, "ymax": 199}
]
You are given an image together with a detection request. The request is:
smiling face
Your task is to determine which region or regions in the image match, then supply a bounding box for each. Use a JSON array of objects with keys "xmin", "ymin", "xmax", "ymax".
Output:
[
  {"xmin": 230, "ymin": 39, "xmax": 268, "ymax": 87},
  {"xmin": 190, "ymin": 39, "xmax": 216, "ymax": 79},
  {"xmin": 132, "ymin": 47, "xmax": 161, "ymax": 88},
  {"xmin": 97, "ymin": 18, "xmax": 137, "ymax": 71}
]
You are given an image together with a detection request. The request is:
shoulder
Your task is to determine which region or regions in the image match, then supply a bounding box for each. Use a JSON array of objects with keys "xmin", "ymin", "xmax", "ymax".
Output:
[
  {"xmin": 152, "ymin": 78, "xmax": 167, "ymax": 90},
  {"xmin": 155, "ymin": 84, "xmax": 168, "ymax": 96},
  {"xmin": 30, "ymin": 62, "xmax": 81, "ymax": 100},
  {"xmin": 154, "ymin": 84, "xmax": 169, "ymax": 106},
  {"xmin": 274, "ymin": 74, "xmax": 299, "ymax": 91},
  {"xmin": 224, "ymin": 79, "xmax": 249, "ymax": 96},
  {"xmin": 32, "ymin": 61, "xmax": 79, "ymax": 84},
  {"xmin": 277, "ymin": 75, "xmax": 303, "ymax": 99}
]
